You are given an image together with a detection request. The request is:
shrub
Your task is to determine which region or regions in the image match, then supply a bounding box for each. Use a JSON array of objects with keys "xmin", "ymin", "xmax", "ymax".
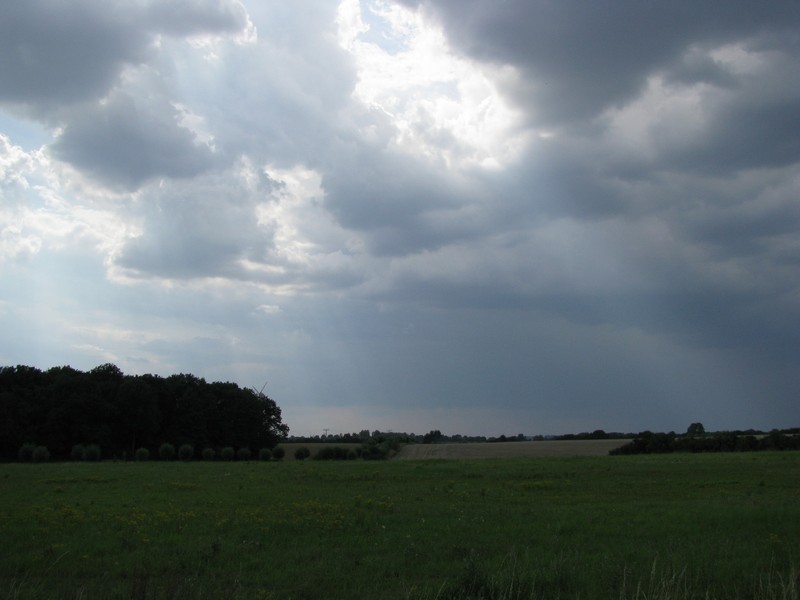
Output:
[
  {"xmin": 135, "ymin": 447, "xmax": 150, "ymax": 461},
  {"xmin": 237, "ymin": 447, "xmax": 252, "ymax": 461},
  {"xmin": 314, "ymin": 446, "xmax": 352, "ymax": 460},
  {"xmin": 84, "ymin": 444, "xmax": 102, "ymax": 461},
  {"xmin": 71, "ymin": 444, "xmax": 86, "ymax": 461},
  {"xmin": 313, "ymin": 447, "xmax": 332, "ymax": 460},
  {"xmin": 202, "ymin": 447, "xmax": 216, "ymax": 461},
  {"xmin": 361, "ymin": 437, "xmax": 399, "ymax": 460},
  {"xmin": 294, "ymin": 447, "xmax": 311, "ymax": 461},
  {"xmin": 272, "ymin": 446, "xmax": 285, "ymax": 461},
  {"xmin": 18, "ymin": 443, "xmax": 36, "ymax": 462},
  {"xmin": 32, "ymin": 446, "xmax": 50, "ymax": 463},
  {"xmin": 259, "ymin": 448, "xmax": 272, "ymax": 461},
  {"xmin": 178, "ymin": 444, "xmax": 194, "ymax": 461},
  {"xmin": 159, "ymin": 443, "xmax": 176, "ymax": 461},
  {"xmin": 317, "ymin": 446, "xmax": 355, "ymax": 460},
  {"xmin": 220, "ymin": 446, "xmax": 235, "ymax": 461}
]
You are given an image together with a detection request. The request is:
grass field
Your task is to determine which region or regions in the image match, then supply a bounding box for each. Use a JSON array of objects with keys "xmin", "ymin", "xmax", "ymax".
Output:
[{"xmin": 1, "ymin": 451, "xmax": 798, "ymax": 599}]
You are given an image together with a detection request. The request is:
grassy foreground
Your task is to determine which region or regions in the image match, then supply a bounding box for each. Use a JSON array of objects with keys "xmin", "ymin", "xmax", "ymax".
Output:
[{"xmin": 1, "ymin": 452, "xmax": 798, "ymax": 599}]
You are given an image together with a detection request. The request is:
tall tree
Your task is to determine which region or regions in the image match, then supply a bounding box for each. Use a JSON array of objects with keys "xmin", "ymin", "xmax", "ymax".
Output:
[
  {"xmin": 112, "ymin": 377, "xmax": 160, "ymax": 456},
  {"xmin": 686, "ymin": 422, "xmax": 706, "ymax": 437}
]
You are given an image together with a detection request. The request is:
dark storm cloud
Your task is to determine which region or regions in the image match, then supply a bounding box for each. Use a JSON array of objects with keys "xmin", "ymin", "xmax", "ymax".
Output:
[
  {"xmin": 116, "ymin": 170, "xmax": 270, "ymax": 279},
  {"xmin": 1, "ymin": 0, "xmax": 251, "ymax": 189},
  {"xmin": 51, "ymin": 92, "xmax": 217, "ymax": 190},
  {"xmin": 0, "ymin": 1, "xmax": 150, "ymax": 111},
  {"xmin": 321, "ymin": 148, "xmax": 464, "ymax": 255},
  {"xmin": 146, "ymin": 0, "xmax": 250, "ymax": 36},
  {"xmin": 399, "ymin": 0, "xmax": 800, "ymax": 127},
  {"xmin": 668, "ymin": 95, "xmax": 800, "ymax": 174},
  {"xmin": 0, "ymin": 0, "xmax": 250, "ymax": 115},
  {"xmin": 377, "ymin": 0, "xmax": 800, "ymax": 373},
  {"xmin": 663, "ymin": 45, "xmax": 739, "ymax": 89}
]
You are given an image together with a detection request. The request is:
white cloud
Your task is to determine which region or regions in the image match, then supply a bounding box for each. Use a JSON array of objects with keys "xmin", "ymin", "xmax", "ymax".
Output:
[
  {"xmin": 0, "ymin": 133, "xmax": 35, "ymax": 187},
  {"xmin": 0, "ymin": 134, "xmax": 134, "ymax": 265},
  {"xmin": 337, "ymin": 0, "xmax": 528, "ymax": 170},
  {"xmin": 0, "ymin": 225, "xmax": 42, "ymax": 263},
  {"xmin": 598, "ymin": 75, "xmax": 713, "ymax": 166},
  {"xmin": 255, "ymin": 304, "xmax": 282, "ymax": 315},
  {"xmin": 249, "ymin": 163, "xmax": 368, "ymax": 293}
]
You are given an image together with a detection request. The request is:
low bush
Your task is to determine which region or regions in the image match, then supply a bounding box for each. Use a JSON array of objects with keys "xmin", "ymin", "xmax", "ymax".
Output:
[
  {"xmin": 178, "ymin": 444, "xmax": 194, "ymax": 461},
  {"xmin": 313, "ymin": 446, "xmax": 354, "ymax": 460},
  {"xmin": 159, "ymin": 443, "xmax": 176, "ymax": 461},
  {"xmin": 294, "ymin": 447, "xmax": 311, "ymax": 461},
  {"xmin": 220, "ymin": 447, "xmax": 235, "ymax": 461},
  {"xmin": 70, "ymin": 444, "xmax": 86, "ymax": 461},
  {"xmin": 314, "ymin": 447, "xmax": 333, "ymax": 460},
  {"xmin": 361, "ymin": 437, "xmax": 399, "ymax": 460},
  {"xmin": 84, "ymin": 444, "xmax": 102, "ymax": 461},
  {"xmin": 272, "ymin": 447, "xmax": 285, "ymax": 461},
  {"xmin": 135, "ymin": 447, "xmax": 150, "ymax": 461},
  {"xmin": 237, "ymin": 447, "xmax": 252, "ymax": 461},
  {"xmin": 259, "ymin": 448, "xmax": 272, "ymax": 461},
  {"xmin": 18, "ymin": 443, "xmax": 36, "ymax": 462},
  {"xmin": 32, "ymin": 446, "xmax": 50, "ymax": 463},
  {"xmin": 202, "ymin": 447, "xmax": 215, "ymax": 461}
]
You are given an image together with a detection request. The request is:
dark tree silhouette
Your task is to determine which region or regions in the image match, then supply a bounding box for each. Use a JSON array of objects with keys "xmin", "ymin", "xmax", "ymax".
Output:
[
  {"xmin": 0, "ymin": 364, "xmax": 289, "ymax": 460},
  {"xmin": 686, "ymin": 422, "xmax": 706, "ymax": 437}
]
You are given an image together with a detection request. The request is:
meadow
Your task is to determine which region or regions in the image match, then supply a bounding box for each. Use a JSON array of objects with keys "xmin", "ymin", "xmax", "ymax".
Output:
[{"xmin": 1, "ymin": 451, "xmax": 798, "ymax": 599}]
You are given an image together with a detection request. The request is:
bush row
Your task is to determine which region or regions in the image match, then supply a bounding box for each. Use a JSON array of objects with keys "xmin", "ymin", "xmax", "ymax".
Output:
[
  {"xmin": 17, "ymin": 438, "xmax": 400, "ymax": 463},
  {"xmin": 292, "ymin": 439, "xmax": 399, "ymax": 461},
  {"xmin": 16, "ymin": 442, "xmax": 286, "ymax": 462},
  {"xmin": 17, "ymin": 443, "xmax": 50, "ymax": 463},
  {"xmin": 610, "ymin": 431, "xmax": 800, "ymax": 455},
  {"xmin": 312, "ymin": 446, "xmax": 358, "ymax": 461}
]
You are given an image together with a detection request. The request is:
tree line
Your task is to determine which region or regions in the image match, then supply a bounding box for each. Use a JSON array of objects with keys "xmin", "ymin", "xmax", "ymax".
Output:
[
  {"xmin": 610, "ymin": 426, "xmax": 800, "ymax": 455},
  {"xmin": 287, "ymin": 430, "xmax": 525, "ymax": 445},
  {"xmin": 0, "ymin": 364, "xmax": 289, "ymax": 461}
]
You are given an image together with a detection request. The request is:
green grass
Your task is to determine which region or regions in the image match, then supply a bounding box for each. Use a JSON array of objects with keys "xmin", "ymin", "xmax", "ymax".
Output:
[{"xmin": 1, "ymin": 452, "xmax": 798, "ymax": 599}]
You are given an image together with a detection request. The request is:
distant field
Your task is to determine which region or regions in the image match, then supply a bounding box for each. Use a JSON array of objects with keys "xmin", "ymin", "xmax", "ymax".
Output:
[
  {"xmin": 1, "ymin": 452, "xmax": 798, "ymax": 599},
  {"xmin": 395, "ymin": 439, "xmax": 628, "ymax": 459}
]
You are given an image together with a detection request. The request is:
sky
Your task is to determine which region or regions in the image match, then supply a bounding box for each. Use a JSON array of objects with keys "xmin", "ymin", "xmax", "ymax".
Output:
[{"xmin": 1, "ymin": 0, "xmax": 799, "ymax": 437}]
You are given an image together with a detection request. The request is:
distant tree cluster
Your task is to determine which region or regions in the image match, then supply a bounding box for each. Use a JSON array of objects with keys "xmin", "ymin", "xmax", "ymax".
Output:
[
  {"xmin": 286, "ymin": 431, "xmax": 406, "ymax": 460},
  {"xmin": 487, "ymin": 434, "xmax": 527, "ymax": 443},
  {"xmin": 610, "ymin": 426, "xmax": 800, "ymax": 455},
  {"xmin": 288, "ymin": 431, "xmax": 368, "ymax": 444},
  {"xmin": 289, "ymin": 429, "xmax": 496, "ymax": 445},
  {"xmin": 548, "ymin": 430, "xmax": 633, "ymax": 441},
  {"xmin": 0, "ymin": 364, "xmax": 289, "ymax": 461}
]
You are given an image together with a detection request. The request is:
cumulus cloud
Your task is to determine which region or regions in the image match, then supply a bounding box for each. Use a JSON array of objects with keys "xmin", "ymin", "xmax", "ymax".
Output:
[
  {"xmin": 115, "ymin": 169, "xmax": 268, "ymax": 279},
  {"xmin": 51, "ymin": 90, "xmax": 218, "ymax": 190},
  {"xmin": 398, "ymin": 1, "xmax": 799, "ymax": 125},
  {"xmin": 0, "ymin": 1, "xmax": 151, "ymax": 112},
  {"xmin": 0, "ymin": 0, "xmax": 253, "ymax": 191}
]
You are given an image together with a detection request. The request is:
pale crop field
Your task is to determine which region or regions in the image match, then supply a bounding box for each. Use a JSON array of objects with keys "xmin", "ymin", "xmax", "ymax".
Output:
[{"xmin": 394, "ymin": 439, "xmax": 628, "ymax": 459}]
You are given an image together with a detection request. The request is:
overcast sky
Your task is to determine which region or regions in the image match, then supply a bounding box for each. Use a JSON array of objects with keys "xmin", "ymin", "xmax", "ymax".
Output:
[{"xmin": 1, "ymin": 1, "xmax": 798, "ymax": 437}]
